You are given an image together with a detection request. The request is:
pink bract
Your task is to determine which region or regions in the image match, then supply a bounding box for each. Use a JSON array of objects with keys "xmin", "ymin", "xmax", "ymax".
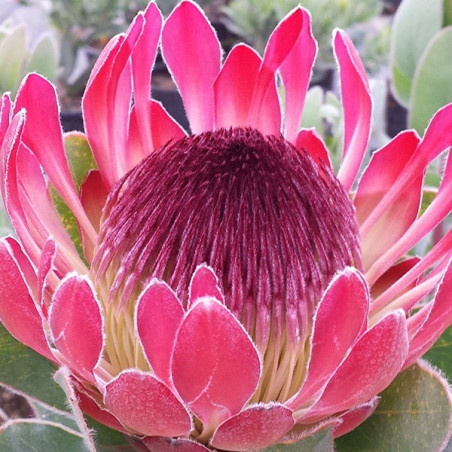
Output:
[{"xmin": 1, "ymin": 1, "xmax": 452, "ymax": 451}]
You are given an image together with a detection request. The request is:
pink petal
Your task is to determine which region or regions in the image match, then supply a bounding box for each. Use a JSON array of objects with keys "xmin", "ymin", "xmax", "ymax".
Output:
[
  {"xmin": 247, "ymin": 8, "xmax": 306, "ymax": 133},
  {"xmin": 49, "ymin": 275, "xmax": 103, "ymax": 383},
  {"xmin": 333, "ymin": 396, "xmax": 379, "ymax": 438},
  {"xmin": 143, "ymin": 437, "xmax": 210, "ymax": 452},
  {"xmin": 75, "ymin": 384, "xmax": 127, "ymax": 433},
  {"xmin": 290, "ymin": 268, "xmax": 369, "ymax": 408},
  {"xmin": 0, "ymin": 237, "xmax": 52, "ymax": 360},
  {"xmin": 83, "ymin": 16, "xmax": 143, "ymax": 188},
  {"xmin": 214, "ymin": 44, "xmax": 261, "ymax": 129},
  {"xmin": 404, "ymin": 261, "xmax": 452, "ymax": 368},
  {"xmin": 254, "ymin": 78, "xmax": 281, "ymax": 136},
  {"xmin": 171, "ymin": 297, "xmax": 261, "ymax": 429},
  {"xmin": 37, "ymin": 239, "xmax": 58, "ymax": 316},
  {"xmin": 334, "ymin": 30, "xmax": 372, "ymax": 191},
  {"xmin": 363, "ymin": 104, "xmax": 452, "ymax": 283},
  {"xmin": 14, "ymin": 143, "xmax": 86, "ymax": 274},
  {"xmin": 2, "ymin": 112, "xmax": 46, "ymax": 267},
  {"xmin": 162, "ymin": 1, "xmax": 221, "ymax": 133},
  {"xmin": 370, "ymin": 228, "xmax": 452, "ymax": 314},
  {"xmin": 210, "ymin": 403, "xmax": 294, "ymax": 451},
  {"xmin": 79, "ymin": 170, "xmax": 109, "ymax": 263},
  {"xmin": 3, "ymin": 236, "xmax": 38, "ymax": 296},
  {"xmin": 104, "ymin": 370, "xmax": 192, "ymax": 437},
  {"xmin": 0, "ymin": 93, "xmax": 12, "ymax": 180},
  {"xmin": 14, "ymin": 74, "xmax": 96, "ymax": 244},
  {"xmin": 128, "ymin": 100, "xmax": 186, "ymax": 163},
  {"xmin": 282, "ymin": 417, "xmax": 339, "ymax": 443},
  {"xmin": 280, "ymin": 9, "xmax": 317, "ymax": 143},
  {"xmin": 295, "ymin": 128, "xmax": 332, "ymax": 170},
  {"xmin": 370, "ymin": 257, "xmax": 420, "ymax": 300},
  {"xmin": 302, "ymin": 311, "xmax": 408, "ymax": 422},
  {"xmin": 354, "ymin": 131, "xmax": 420, "ymax": 223},
  {"xmin": 136, "ymin": 280, "xmax": 184, "ymax": 386},
  {"xmin": 79, "ymin": 170, "xmax": 109, "ymax": 229},
  {"xmin": 189, "ymin": 264, "xmax": 224, "ymax": 308},
  {"xmin": 130, "ymin": 3, "xmax": 162, "ymax": 154},
  {"xmin": 354, "ymin": 131, "xmax": 422, "ymax": 270},
  {"xmin": 2, "ymin": 115, "xmax": 84, "ymax": 275}
]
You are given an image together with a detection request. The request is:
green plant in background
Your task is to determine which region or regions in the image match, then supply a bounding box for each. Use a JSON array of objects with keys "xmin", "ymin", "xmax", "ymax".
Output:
[
  {"xmin": 50, "ymin": 0, "xmax": 130, "ymax": 96},
  {"xmin": 0, "ymin": 1, "xmax": 58, "ymax": 98},
  {"xmin": 0, "ymin": 200, "xmax": 13, "ymax": 237},
  {"xmin": 155, "ymin": 0, "xmax": 216, "ymax": 17},
  {"xmin": 50, "ymin": 0, "xmax": 160, "ymax": 97},
  {"xmin": 49, "ymin": 0, "xmax": 217, "ymax": 98},
  {"xmin": 223, "ymin": 0, "xmax": 387, "ymax": 77},
  {"xmin": 391, "ymin": 0, "xmax": 452, "ymax": 134}
]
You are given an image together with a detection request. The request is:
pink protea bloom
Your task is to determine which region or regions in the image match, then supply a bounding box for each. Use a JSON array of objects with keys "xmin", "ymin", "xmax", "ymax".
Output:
[{"xmin": 1, "ymin": 1, "xmax": 452, "ymax": 450}]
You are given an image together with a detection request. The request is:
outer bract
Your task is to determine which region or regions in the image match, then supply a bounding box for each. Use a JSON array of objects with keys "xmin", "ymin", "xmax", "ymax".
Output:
[{"xmin": 1, "ymin": 1, "xmax": 452, "ymax": 451}]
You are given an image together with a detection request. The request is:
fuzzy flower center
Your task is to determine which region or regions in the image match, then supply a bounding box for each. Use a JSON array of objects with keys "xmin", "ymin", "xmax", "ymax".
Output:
[{"xmin": 92, "ymin": 127, "xmax": 362, "ymax": 401}]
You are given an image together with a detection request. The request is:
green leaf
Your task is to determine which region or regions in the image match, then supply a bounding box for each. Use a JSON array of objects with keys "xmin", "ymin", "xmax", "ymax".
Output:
[
  {"xmin": 409, "ymin": 27, "xmax": 452, "ymax": 135},
  {"xmin": 63, "ymin": 133, "xmax": 98, "ymax": 190},
  {"xmin": 391, "ymin": 0, "xmax": 443, "ymax": 80},
  {"xmin": 29, "ymin": 399, "xmax": 81, "ymax": 433},
  {"xmin": 335, "ymin": 361, "xmax": 452, "ymax": 452},
  {"xmin": 49, "ymin": 185, "xmax": 85, "ymax": 263},
  {"xmin": 391, "ymin": 64, "xmax": 412, "ymax": 107},
  {"xmin": 0, "ymin": 419, "xmax": 89, "ymax": 452},
  {"xmin": 444, "ymin": 0, "xmax": 452, "ymax": 26},
  {"xmin": 0, "ymin": 25, "xmax": 27, "ymax": 97},
  {"xmin": 424, "ymin": 323, "xmax": 452, "ymax": 380},
  {"xmin": 266, "ymin": 428, "xmax": 333, "ymax": 452},
  {"xmin": 86, "ymin": 419, "xmax": 133, "ymax": 452},
  {"xmin": 26, "ymin": 33, "xmax": 59, "ymax": 82},
  {"xmin": 301, "ymin": 86, "xmax": 324, "ymax": 132},
  {"xmin": 49, "ymin": 134, "xmax": 97, "ymax": 264},
  {"xmin": 419, "ymin": 188, "xmax": 437, "ymax": 216},
  {"xmin": 0, "ymin": 324, "xmax": 66, "ymax": 411}
]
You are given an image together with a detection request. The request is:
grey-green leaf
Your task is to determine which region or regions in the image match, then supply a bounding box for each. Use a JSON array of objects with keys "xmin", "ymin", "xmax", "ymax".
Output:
[
  {"xmin": 0, "ymin": 419, "xmax": 89, "ymax": 452},
  {"xmin": 409, "ymin": 27, "xmax": 452, "ymax": 134},
  {"xmin": 424, "ymin": 323, "xmax": 452, "ymax": 380},
  {"xmin": 0, "ymin": 324, "xmax": 67, "ymax": 411},
  {"xmin": 335, "ymin": 361, "xmax": 452, "ymax": 452},
  {"xmin": 390, "ymin": 0, "xmax": 443, "ymax": 105},
  {"xmin": 265, "ymin": 428, "xmax": 333, "ymax": 452},
  {"xmin": 26, "ymin": 33, "xmax": 59, "ymax": 82}
]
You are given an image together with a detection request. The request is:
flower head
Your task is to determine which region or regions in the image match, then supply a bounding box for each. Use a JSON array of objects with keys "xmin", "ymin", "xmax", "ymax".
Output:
[{"xmin": 1, "ymin": 1, "xmax": 452, "ymax": 451}]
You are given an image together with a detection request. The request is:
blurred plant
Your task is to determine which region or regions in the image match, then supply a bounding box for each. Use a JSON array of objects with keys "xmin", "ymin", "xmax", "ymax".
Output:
[
  {"xmin": 0, "ymin": 199, "xmax": 13, "ymax": 237},
  {"xmin": 50, "ymin": 0, "xmax": 219, "ymax": 98},
  {"xmin": 50, "ymin": 0, "xmax": 126, "ymax": 96},
  {"xmin": 299, "ymin": 80, "xmax": 389, "ymax": 176},
  {"xmin": 391, "ymin": 0, "xmax": 452, "ymax": 134},
  {"xmin": 155, "ymin": 0, "xmax": 217, "ymax": 17},
  {"xmin": 0, "ymin": 1, "xmax": 58, "ymax": 98},
  {"xmin": 223, "ymin": 0, "xmax": 386, "ymax": 77}
]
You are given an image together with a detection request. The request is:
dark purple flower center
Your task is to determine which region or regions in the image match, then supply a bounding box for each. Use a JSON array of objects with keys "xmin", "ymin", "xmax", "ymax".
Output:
[{"xmin": 94, "ymin": 127, "xmax": 361, "ymax": 349}]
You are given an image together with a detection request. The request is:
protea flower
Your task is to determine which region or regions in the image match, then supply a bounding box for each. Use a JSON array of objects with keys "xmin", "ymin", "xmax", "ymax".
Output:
[{"xmin": 1, "ymin": 1, "xmax": 452, "ymax": 450}]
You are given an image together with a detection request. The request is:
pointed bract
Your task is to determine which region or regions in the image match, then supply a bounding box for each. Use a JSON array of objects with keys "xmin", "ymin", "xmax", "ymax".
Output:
[
  {"xmin": 104, "ymin": 370, "xmax": 192, "ymax": 437},
  {"xmin": 0, "ymin": 238, "xmax": 52, "ymax": 360},
  {"xmin": 210, "ymin": 403, "xmax": 294, "ymax": 451},
  {"xmin": 136, "ymin": 280, "xmax": 184, "ymax": 385},
  {"xmin": 171, "ymin": 298, "xmax": 261, "ymax": 429},
  {"xmin": 302, "ymin": 311, "xmax": 408, "ymax": 422},
  {"xmin": 49, "ymin": 275, "xmax": 103, "ymax": 383},
  {"xmin": 334, "ymin": 30, "xmax": 372, "ymax": 191},
  {"xmin": 162, "ymin": 1, "xmax": 221, "ymax": 133}
]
